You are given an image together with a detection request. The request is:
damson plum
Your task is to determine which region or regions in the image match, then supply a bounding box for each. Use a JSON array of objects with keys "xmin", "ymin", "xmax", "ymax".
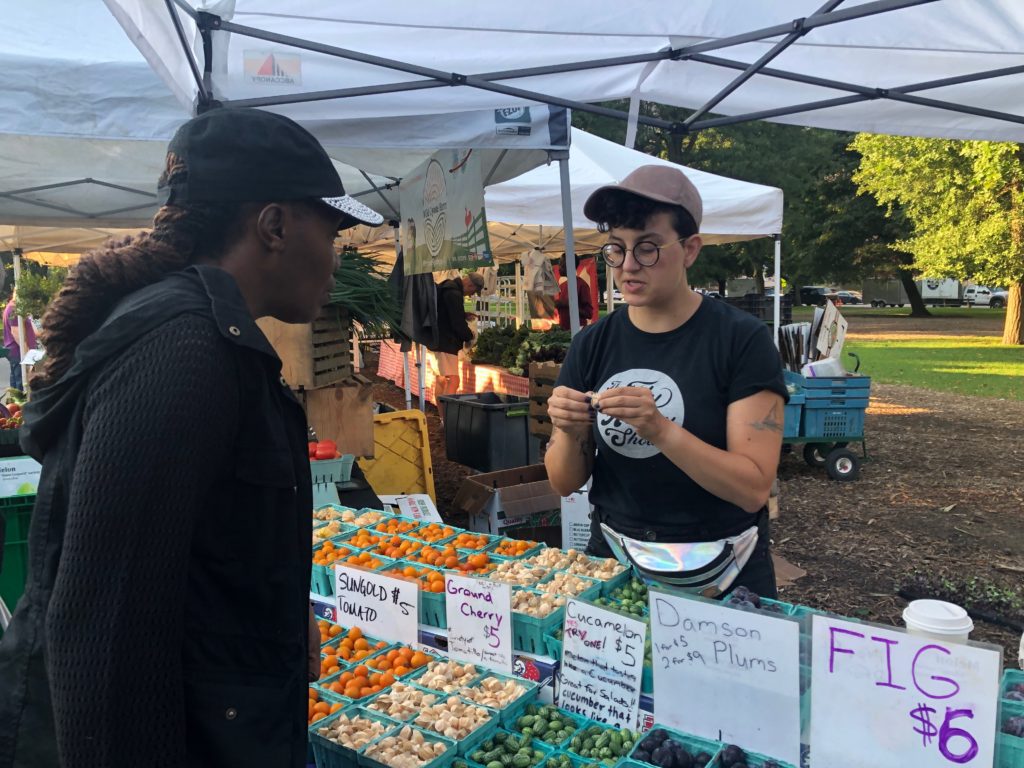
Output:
[
  {"xmin": 719, "ymin": 744, "xmax": 748, "ymax": 767},
  {"xmin": 1003, "ymin": 716, "xmax": 1024, "ymax": 738},
  {"xmin": 694, "ymin": 754, "xmax": 712, "ymax": 768},
  {"xmin": 1007, "ymin": 683, "xmax": 1024, "ymax": 701}
]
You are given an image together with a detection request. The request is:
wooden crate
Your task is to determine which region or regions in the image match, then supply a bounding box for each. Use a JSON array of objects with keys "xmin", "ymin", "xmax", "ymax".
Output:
[
  {"xmin": 528, "ymin": 362, "xmax": 560, "ymax": 439},
  {"xmin": 295, "ymin": 375, "xmax": 375, "ymax": 458},
  {"xmin": 257, "ymin": 307, "xmax": 353, "ymax": 389}
]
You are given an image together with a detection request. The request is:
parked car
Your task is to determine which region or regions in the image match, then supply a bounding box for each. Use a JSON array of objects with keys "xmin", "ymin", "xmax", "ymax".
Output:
[
  {"xmin": 799, "ymin": 286, "xmax": 830, "ymax": 306},
  {"xmin": 605, "ymin": 288, "xmax": 623, "ymax": 302},
  {"xmin": 989, "ymin": 289, "xmax": 1008, "ymax": 309},
  {"xmin": 834, "ymin": 290, "xmax": 863, "ymax": 305}
]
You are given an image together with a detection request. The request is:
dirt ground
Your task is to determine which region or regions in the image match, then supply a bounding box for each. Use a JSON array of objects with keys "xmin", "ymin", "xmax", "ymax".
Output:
[{"xmin": 365, "ymin": 311, "xmax": 1023, "ymax": 666}]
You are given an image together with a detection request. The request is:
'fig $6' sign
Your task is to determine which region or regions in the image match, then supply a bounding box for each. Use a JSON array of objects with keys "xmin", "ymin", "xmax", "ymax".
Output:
[{"xmin": 809, "ymin": 616, "xmax": 1001, "ymax": 768}]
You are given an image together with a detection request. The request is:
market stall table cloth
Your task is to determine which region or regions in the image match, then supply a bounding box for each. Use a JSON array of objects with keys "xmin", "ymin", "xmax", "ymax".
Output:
[{"xmin": 377, "ymin": 340, "xmax": 529, "ymax": 405}]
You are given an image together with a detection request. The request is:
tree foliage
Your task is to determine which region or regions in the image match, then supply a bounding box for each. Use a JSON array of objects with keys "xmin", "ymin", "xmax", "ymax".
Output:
[{"xmin": 851, "ymin": 135, "xmax": 1024, "ymax": 343}]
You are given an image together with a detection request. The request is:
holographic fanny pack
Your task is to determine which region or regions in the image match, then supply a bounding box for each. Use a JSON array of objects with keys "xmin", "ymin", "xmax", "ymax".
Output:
[{"xmin": 600, "ymin": 522, "xmax": 759, "ymax": 598}]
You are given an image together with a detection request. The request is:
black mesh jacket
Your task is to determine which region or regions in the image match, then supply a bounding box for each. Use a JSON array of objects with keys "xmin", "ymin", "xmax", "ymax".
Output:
[{"xmin": 0, "ymin": 266, "xmax": 313, "ymax": 768}]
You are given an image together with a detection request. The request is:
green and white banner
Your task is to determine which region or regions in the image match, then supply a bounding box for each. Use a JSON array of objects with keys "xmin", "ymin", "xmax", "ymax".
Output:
[{"xmin": 400, "ymin": 149, "xmax": 494, "ymax": 275}]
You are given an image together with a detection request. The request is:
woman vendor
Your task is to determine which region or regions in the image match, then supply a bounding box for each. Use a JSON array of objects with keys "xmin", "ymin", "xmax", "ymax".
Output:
[{"xmin": 544, "ymin": 165, "xmax": 787, "ymax": 596}]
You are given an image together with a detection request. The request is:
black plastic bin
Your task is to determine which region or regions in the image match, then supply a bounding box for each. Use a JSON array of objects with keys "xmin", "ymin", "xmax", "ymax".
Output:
[{"xmin": 439, "ymin": 393, "xmax": 540, "ymax": 472}]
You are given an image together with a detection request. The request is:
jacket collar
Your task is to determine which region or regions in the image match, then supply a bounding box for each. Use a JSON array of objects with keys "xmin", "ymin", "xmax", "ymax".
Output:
[{"xmin": 190, "ymin": 265, "xmax": 279, "ymax": 361}]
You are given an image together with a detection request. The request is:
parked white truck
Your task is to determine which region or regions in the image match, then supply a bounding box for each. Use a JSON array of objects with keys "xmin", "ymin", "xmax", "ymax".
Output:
[{"xmin": 863, "ymin": 278, "xmax": 1008, "ymax": 308}]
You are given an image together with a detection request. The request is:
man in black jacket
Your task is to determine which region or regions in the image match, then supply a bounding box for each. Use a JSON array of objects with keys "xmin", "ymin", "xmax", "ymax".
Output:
[
  {"xmin": 431, "ymin": 272, "xmax": 484, "ymax": 420},
  {"xmin": 0, "ymin": 109, "xmax": 382, "ymax": 767}
]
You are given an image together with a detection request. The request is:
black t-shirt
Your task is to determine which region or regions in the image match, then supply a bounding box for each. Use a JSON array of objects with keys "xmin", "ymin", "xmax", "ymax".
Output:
[{"xmin": 555, "ymin": 296, "xmax": 787, "ymax": 543}]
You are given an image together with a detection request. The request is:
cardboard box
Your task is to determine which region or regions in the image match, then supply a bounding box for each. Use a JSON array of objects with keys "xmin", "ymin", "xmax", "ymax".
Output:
[{"xmin": 454, "ymin": 464, "xmax": 561, "ymax": 534}]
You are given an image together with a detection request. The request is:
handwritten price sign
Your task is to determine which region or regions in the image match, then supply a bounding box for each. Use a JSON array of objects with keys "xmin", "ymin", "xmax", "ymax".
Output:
[
  {"xmin": 333, "ymin": 564, "xmax": 420, "ymax": 646},
  {"xmin": 445, "ymin": 574, "xmax": 513, "ymax": 673},
  {"xmin": 649, "ymin": 590, "xmax": 801, "ymax": 767},
  {"xmin": 809, "ymin": 616, "xmax": 1001, "ymax": 768}
]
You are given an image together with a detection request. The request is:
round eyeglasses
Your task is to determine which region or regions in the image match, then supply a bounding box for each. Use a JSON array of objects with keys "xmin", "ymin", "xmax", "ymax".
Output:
[{"xmin": 600, "ymin": 237, "xmax": 688, "ymax": 268}]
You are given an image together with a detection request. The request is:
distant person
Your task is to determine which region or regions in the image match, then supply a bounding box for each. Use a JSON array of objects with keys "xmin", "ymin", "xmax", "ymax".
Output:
[
  {"xmin": 3, "ymin": 292, "xmax": 37, "ymax": 391},
  {"xmin": 555, "ymin": 255, "xmax": 594, "ymax": 331},
  {"xmin": 431, "ymin": 272, "xmax": 484, "ymax": 419}
]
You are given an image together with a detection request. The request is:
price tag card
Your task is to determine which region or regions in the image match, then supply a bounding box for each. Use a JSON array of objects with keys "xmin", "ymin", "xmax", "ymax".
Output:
[
  {"xmin": 379, "ymin": 494, "xmax": 442, "ymax": 523},
  {"xmin": 334, "ymin": 564, "xmax": 420, "ymax": 646},
  {"xmin": 445, "ymin": 574, "xmax": 513, "ymax": 673},
  {"xmin": 557, "ymin": 598, "xmax": 645, "ymax": 729},
  {"xmin": 649, "ymin": 590, "xmax": 801, "ymax": 767},
  {"xmin": 810, "ymin": 615, "xmax": 1001, "ymax": 768}
]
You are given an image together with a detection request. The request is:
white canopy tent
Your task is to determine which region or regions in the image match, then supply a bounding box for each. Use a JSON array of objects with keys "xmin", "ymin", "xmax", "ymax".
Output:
[{"xmin": 104, "ymin": 0, "xmax": 1024, "ymax": 331}]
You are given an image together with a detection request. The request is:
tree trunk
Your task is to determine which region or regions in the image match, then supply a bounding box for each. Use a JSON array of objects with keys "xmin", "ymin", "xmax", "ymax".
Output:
[
  {"xmin": 899, "ymin": 270, "xmax": 931, "ymax": 317},
  {"xmin": 717, "ymin": 278, "xmax": 727, "ymax": 295},
  {"xmin": 1002, "ymin": 282, "xmax": 1024, "ymax": 345}
]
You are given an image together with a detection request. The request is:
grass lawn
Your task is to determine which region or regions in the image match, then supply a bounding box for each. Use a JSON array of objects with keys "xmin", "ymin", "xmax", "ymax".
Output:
[
  {"xmin": 790, "ymin": 305, "xmax": 1007, "ymax": 321},
  {"xmin": 844, "ymin": 336, "xmax": 1024, "ymax": 400}
]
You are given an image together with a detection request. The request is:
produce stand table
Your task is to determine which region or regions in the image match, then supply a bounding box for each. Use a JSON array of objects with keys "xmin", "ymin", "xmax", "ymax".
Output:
[{"xmin": 377, "ymin": 340, "xmax": 528, "ymax": 406}]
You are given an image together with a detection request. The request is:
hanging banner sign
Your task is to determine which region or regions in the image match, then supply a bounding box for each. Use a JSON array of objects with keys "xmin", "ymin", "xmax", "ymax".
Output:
[
  {"xmin": 810, "ymin": 615, "xmax": 1001, "ymax": 768},
  {"xmin": 445, "ymin": 574, "xmax": 513, "ymax": 673},
  {"xmin": 557, "ymin": 598, "xmax": 646, "ymax": 729},
  {"xmin": 334, "ymin": 564, "xmax": 419, "ymax": 646},
  {"xmin": 400, "ymin": 149, "xmax": 493, "ymax": 275},
  {"xmin": 649, "ymin": 590, "xmax": 801, "ymax": 767}
]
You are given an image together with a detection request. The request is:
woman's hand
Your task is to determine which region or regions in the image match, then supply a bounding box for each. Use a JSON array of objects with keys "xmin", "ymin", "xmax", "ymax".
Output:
[
  {"xmin": 593, "ymin": 386, "xmax": 671, "ymax": 444},
  {"xmin": 547, "ymin": 385, "xmax": 594, "ymax": 440}
]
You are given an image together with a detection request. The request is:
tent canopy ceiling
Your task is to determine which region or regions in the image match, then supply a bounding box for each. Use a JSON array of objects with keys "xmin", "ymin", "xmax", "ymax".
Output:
[
  {"xmin": 0, "ymin": 0, "xmax": 569, "ymax": 233},
  {"xmin": 107, "ymin": 0, "xmax": 1024, "ymax": 142}
]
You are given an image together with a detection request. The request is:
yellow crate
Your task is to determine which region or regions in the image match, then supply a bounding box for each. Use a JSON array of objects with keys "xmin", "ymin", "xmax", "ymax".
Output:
[{"xmin": 358, "ymin": 410, "xmax": 435, "ymax": 500}]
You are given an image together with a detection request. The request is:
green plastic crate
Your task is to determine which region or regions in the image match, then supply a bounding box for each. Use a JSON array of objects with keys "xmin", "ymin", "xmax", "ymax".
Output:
[
  {"xmin": 999, "ymin": 700, "xmax": 1024, "ymax": 768},
  {"xmin": 512, "ymin": 588, "xmax": 566, "ymax": 655},
  {"xmin": 361, "ymin": 724, "xmax": 457, "ymax": 768},
  {"xmin": 461, "ymin": 672, "xmax": 541, "ymax": 728},
  {"xmin": 566, "ymin": 721, "xmax": 644, "ymax": 764},
  {"xmin": 626, "ymin": 725, "xmax": 721, "ymax": 767},
  {"xmin": 0, "ymin": 494, "xmax": 35, "ymax": 611},
  {"xmin": 309, "ymin": 705, "xmax": 402, "ymax": 768},
  {"xmin": 509, "ymin": 705, "xmax": 588, "ymax": 751}
]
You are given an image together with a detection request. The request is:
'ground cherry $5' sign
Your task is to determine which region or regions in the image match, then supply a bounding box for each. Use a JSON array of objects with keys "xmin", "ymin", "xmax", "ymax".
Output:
[{"xmin": 809, "ymin": 616, "xmax": 1001, "ymax": 768}]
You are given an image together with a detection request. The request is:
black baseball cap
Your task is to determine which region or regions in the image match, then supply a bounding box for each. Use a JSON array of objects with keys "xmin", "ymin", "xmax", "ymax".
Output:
[{"xmin": 158, "ymin": 108, "xmax": 384, "ymax": 229}]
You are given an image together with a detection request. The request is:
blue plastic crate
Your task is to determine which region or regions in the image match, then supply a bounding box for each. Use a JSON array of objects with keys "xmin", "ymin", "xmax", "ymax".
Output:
[
  {"xmin": 801, "ymin": 405, "xmax": 866, "ymax": 439},
  {"xmin": 783, "ymin": 391, "xmax": 805, "ymax": 438},
  {"xmin": 311, "ymin": 454, "xmax": 356, "ymax": 485}
]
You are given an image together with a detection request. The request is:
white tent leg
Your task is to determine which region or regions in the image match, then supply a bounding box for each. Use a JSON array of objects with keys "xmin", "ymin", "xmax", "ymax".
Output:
[
  {"xmin": 515, "ymin": 259, "xmax": 523, "ymax": 329},
  {"xmin": 607, "ymin": 271, "xmax": 616, "ymax": 313},
  {"xmin": 773, "ymin": 235, "xmax": 782, "ymax": 345},
  {"xmin": 556, "ymin": 152, "xmax": 580, "ymax": 335}
]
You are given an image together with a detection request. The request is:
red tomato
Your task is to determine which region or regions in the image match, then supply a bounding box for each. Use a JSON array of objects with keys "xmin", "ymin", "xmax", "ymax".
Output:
[
  {"xmin": 314, "ymin": 445, "xmax": 337, "ymax": 461},
  {"xmin": 318, "ymin": 439, "xmax": 337, "ymax": 452},
  {"xmin": 308, "ymin": 442, "xmax": 318, "ymax": 458},
  {"xmin": 7, "ymin": 404, "xmax": 20, "ymax": 415}
]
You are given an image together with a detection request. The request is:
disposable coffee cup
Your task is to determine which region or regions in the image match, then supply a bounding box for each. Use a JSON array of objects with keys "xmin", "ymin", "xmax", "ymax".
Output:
[{"xmin": 902, "ymin": 599, "xmax": 974, "ymax": 644}]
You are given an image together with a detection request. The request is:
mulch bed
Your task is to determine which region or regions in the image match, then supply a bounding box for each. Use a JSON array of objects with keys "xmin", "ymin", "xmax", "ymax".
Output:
[{"xmin": 362, "ymin": 313, "xmax": 1023, "ymax": 667}]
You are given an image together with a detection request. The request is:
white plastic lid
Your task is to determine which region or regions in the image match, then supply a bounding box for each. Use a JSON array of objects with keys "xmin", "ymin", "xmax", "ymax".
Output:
[{"xmin": 902, "ymin": 599, "xmax": 974, "ymax": 635}]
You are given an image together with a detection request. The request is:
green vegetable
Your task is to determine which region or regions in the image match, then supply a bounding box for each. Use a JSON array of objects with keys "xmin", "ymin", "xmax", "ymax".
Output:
[{"xmin": 327, "ymin": 247, "xmax": 400, "ymax": 336}]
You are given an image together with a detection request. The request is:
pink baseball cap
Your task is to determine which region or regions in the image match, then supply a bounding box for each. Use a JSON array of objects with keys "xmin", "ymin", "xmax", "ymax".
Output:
[{"xmin": 584, "ymin": 164, "xmax": 702, "ymax": 230}]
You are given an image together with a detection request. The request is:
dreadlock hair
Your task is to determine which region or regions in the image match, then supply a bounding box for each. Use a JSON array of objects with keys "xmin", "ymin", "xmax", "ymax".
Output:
[{"xmin": 32, "ymin": 154, "xmax": 259, "ymax": 389}]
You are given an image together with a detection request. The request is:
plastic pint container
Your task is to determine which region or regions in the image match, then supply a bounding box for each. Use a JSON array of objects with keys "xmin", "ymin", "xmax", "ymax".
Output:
[{"xmin": 902, "ymin": 599, "xmax": 974, "ymax": 644}]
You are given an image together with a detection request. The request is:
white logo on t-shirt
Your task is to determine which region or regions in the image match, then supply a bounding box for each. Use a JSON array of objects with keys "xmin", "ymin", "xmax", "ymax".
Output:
[{"xmin": 596, "ymin": 368, "xmax": 685, "ymax": 459}]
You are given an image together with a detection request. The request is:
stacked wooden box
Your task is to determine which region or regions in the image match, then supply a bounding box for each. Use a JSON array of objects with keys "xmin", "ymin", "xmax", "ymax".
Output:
[
  {"xmin": 528, "ymin": 361, "xmax": 560, "ymax": 440},
  {"xmin": 257, "ymin": 307, "xmax": 375, "ymax": 457}
]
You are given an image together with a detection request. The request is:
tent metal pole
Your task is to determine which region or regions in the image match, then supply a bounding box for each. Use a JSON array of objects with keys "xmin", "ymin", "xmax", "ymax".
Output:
[
  {"xmin": 359, "ymin": 170, "xmax": 400, "ymax": 219},
  {"xmin": 773, "ymin": 236, "xmax": 782, "ymax": 346},
  {"xmin": 515, "ymin": 259, "xmax": 523, "ymax": 329},
  {"xmin": 417, "ymin": 344, "xmax": 426, "ymax": 412},
  {"xmin": 163, "ymin": 0, "xmax": 206, "ymax": 100},
  {"xmin": 12, "ymin": 251, "xmax": 28, "ymax": 395},
  {"xmin": 403, "ymin": 352, "xmax": 412, "ymax": 410},
  {"xmin": 555, "ymin": 152, "xmax": 580, "ymax": 335},
  {"xmin": 684, "ymin": 0, "xmax": 848, "ymax": 127}
]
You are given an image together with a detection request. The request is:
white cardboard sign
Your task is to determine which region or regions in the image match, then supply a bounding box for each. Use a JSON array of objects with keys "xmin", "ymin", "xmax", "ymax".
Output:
[
  {"xmin": 379, "ymin": 494, "xmax": 443, "ymax": 523},
  {"xmin": 333, "ymin": 564, "xmax": 420, "ymax": 646},
  {"xmin": 810, "ymin": 615, "xmax": 1001, "ymax": 768},
  {"xmin": 649, "ymin": 591, "xmax": 801, "ymax": 767},
  {"xmin": 0, "ymin": 456, "xmax": 41, "ymax": 496},
  {"xmin": 445, "ymin": 574, "xmax": 513, "ymax": 673},
  {"xmin": 557, "ymin": 598, "xmax": 646, "ymax": 729},
  {"xmin": 560, "ymin": 487, "xmax": 592, "ymax": 552}
]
